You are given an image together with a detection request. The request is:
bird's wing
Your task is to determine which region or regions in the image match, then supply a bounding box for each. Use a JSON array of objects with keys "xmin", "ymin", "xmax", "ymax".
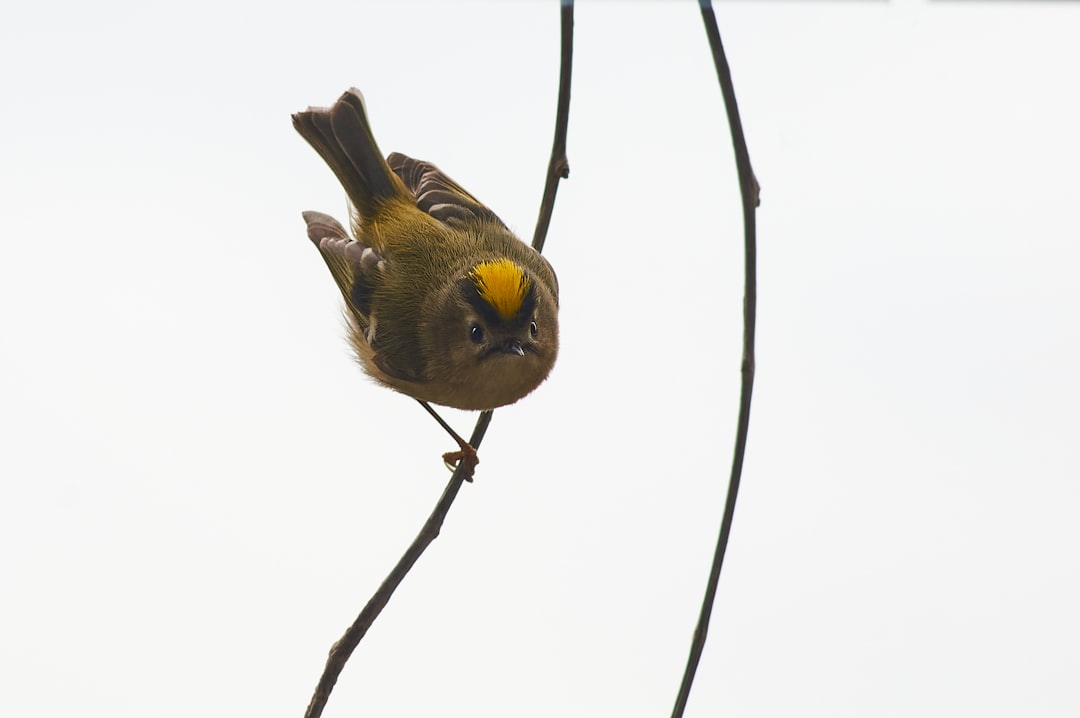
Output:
[
  {"xmin": 301, "ymin": 210, "xmax": 384, "ymax": 323},
  {"xmin": 388, "ymin": 152, "xmax": 509, "ymax": 230}
]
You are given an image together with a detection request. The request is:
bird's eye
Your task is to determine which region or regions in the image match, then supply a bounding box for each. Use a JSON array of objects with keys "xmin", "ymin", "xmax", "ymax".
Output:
[
  {"xmin": 470, "ymin": 324, "xmax": 485, "ymax": 344},
  {"xmin": 529, "ymin": 321, "xmax": 538, "ymax": 338}
]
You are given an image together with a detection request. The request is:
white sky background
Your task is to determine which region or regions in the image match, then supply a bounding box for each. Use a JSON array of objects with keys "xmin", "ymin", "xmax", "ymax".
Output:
[{"xmin": 2, "ymin": 0, "xmax": 1078, "ymax": 715}]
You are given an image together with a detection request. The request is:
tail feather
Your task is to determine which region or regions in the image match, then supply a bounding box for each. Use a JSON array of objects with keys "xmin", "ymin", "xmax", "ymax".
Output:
[{"xmin": 292, "ymin": 88, "xmax": 406, "ymax": 217}]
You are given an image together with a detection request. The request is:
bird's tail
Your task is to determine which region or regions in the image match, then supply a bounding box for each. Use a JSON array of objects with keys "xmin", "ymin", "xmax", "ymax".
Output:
[{"xmin": 292, "ymin": 88, "xmax": 407, "ymax": 218}]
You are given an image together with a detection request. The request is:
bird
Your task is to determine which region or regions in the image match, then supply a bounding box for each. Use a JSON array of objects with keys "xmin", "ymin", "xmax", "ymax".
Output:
[{"xmin": 292, "ymin": 89, "xmax": 560, "ymax": 472}]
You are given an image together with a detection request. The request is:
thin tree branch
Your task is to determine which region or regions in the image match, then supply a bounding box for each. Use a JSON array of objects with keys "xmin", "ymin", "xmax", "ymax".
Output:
[
  {"xmin": 302, "ymin": 3, "xmax": 574, "ymax": 716},
  {"xmin": 304, "ymin": 414, "xmax": 491, "ymax": 718},
  {"xmin": 532, "ymin": 0, "xmax": 574, "ymax": 253},
  {"xmin": 671, "ymin": 3, "xmax": 758, "ymax": 717}
]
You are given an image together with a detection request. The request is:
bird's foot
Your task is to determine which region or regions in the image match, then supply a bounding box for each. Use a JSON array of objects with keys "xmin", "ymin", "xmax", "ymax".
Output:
[{"xmin": 443, "ymin": 442, "xmax": 479, "ymax": 482}]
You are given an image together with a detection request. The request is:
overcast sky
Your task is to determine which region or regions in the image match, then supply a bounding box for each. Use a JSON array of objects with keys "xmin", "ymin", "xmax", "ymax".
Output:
[{"xmin": 3, "ymin": 1, "xmax": 1079, "ymax": 716}]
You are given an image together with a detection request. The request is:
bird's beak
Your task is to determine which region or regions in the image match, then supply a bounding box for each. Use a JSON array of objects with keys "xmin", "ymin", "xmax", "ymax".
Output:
[{"xmin": 503, "ymin": 339, "xmax": 525, "ymax": 356}]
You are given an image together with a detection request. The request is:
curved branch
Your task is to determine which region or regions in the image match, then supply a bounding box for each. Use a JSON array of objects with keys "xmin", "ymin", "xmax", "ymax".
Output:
[
  {"xmin": 670, "ymin": 3, "xmax": 758, "ymax": 717},
  {"xmin": 302, "ymin": 3, "xmax": 574, "ymax": 716},
  {"xmin": 532, "ymin": 0, "xmax": 574, "ymax": 253}
]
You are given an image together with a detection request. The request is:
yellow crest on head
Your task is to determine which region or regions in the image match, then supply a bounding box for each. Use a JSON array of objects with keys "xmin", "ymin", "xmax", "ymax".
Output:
[{"xmin": 469, "ymin": 258, "xmax": 531, "ymax": 320}]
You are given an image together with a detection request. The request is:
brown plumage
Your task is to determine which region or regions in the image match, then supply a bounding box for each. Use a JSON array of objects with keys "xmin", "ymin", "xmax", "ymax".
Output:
[{"xmin": 293, "ymin": 88, "xmax": 559, "ymax": 411}]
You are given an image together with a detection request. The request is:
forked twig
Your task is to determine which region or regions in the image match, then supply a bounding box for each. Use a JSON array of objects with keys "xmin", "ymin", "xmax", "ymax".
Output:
[
  {"xmin": 532, "ymin": 0, "xmax": 574, "ymax": 254},
  {"xmin": 302, "ymin": 3, "xmax": 574, "ymax": 716},
  {"xmin": 670, "ymin": 3, "xmax": 759, "ymax": 717}
]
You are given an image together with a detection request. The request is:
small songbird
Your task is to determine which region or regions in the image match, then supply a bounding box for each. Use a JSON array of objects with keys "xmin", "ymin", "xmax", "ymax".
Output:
[{"xmin": 293, "ymin": 88, "xmax": 559, "ymax": 413}]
